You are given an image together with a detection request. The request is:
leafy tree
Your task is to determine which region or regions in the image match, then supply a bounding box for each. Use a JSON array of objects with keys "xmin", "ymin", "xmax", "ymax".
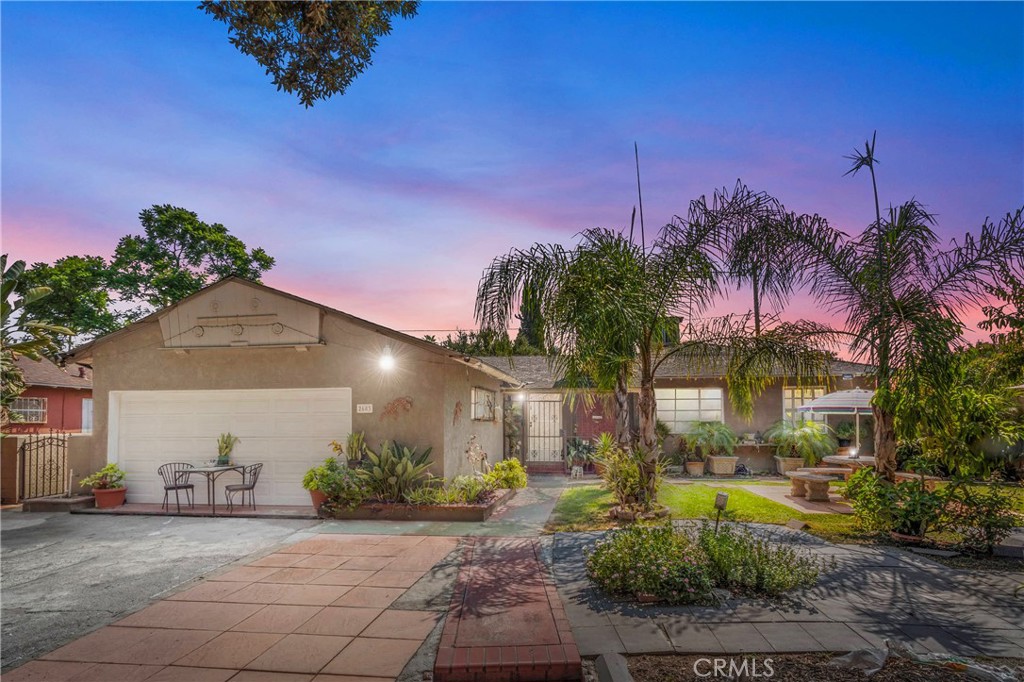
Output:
[
  {"xmin": 1, "ymin": 255, "xmax": 72, "ymax": 426},
  {"xmin": 980, "ymin": 266, "xmax": 1024, "ymax": 343},
  {"xmin": 21, "ymin": 256, "xmax": 121, "ymax": 352},
  {"xmin": 201, "ymin": 1, "xmax": 419, "ymax": 107},
  {"xmin": 109, "ymin": 204, "xmax": 275, "ymax": 312},
  {"xmin": 423, "ymin": 328, "xmax": 546, "ymax": 356},
  {"xmin": 514, "ymin": 283, "xmax": 546, "ymax": 353},
  {"xmin": 794, "ymin": 134, "xmax": 1024, "ymax": 480}
]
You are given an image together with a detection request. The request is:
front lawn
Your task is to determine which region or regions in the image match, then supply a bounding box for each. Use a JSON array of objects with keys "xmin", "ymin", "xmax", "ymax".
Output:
[{"xmin": 546, "ymin": 482, "xmax": 864, "ymax": 542}]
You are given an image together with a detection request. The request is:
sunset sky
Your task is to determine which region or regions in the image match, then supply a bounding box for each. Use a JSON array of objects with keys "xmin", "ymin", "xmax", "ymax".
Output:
[{"xmin": 3, "ymin": 2, "xmax": 1022, "ymax": 339}]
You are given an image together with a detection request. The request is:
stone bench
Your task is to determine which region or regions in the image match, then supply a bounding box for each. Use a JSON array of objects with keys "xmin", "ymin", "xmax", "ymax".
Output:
[
  {"xmin": 796, "ymin": 466, "xmax": 853, "ymax": 481},
  {"xmin": 785, "ymin": 471, "xmax": 839, "ymax": 502},
  {"xmin": 894, "ymin": 471, "xmax": 944, "ymax": 491}
]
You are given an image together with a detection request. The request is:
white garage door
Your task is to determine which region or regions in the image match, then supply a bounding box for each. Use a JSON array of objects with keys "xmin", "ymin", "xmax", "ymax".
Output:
[{"xmin": 110, "ymin": 388, "xmax": 352, "ymax": 506}]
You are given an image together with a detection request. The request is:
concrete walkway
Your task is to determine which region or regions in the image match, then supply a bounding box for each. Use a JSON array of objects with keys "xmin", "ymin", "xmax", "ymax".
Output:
[
  {"xmin": 546, "ymin": 523, "xmax": 1024, "ymax": 659},
  {"xmin": 0, "ymin": 511, "xmax": 318, "ymax": 671},
  {"xmin": 6, "ymin": 533, "xmax": 461, "ymax": 682}
]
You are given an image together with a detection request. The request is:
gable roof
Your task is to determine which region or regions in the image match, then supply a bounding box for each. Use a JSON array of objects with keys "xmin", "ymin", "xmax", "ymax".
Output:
[
  {"xmin": 479, "ymin": 354, "xmax": 875, "ymax": 390},
  {"xmin": 67, "ymin": 277, "xmax": 519, "ymax": 385},
  {"xmin": 15, "ymin": 355, "xmax": 92, "ymax": 390}
]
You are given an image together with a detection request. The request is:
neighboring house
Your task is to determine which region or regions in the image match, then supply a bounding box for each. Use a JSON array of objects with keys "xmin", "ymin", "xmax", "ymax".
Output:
[
  {"xmin": 481, "ymin": 355, "xmax": 875, "ymax": 473},
  {"xmin": 4, "ymin": 356, "xmax": 93, "ymax": 434},
  {"xmin": 67, "ymin": 278, "xmax": 517, "ymax": 506}
]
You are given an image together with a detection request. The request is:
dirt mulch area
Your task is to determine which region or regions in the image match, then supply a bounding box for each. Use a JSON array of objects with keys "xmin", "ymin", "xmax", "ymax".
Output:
[{"xmin": 628, "ymin": 653, "xmax": 1024, "ymax": 681}]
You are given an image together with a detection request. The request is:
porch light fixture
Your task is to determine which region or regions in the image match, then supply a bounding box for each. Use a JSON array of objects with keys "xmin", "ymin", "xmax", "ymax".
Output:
[{"xmin": 379, "ymin": 351, "xmax": 396, "ymax": 371}]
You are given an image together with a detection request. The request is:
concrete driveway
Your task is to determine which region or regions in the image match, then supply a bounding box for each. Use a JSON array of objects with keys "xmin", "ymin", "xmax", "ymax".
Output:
[{"xmin": 1, "ymin": 510, "xmax": 318, "ymax": 671}]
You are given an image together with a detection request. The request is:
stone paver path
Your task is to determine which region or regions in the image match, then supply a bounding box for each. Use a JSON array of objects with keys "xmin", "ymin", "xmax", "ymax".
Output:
[
  {"xmin": 546, "ymin": 523, "xmax": 1024, "ymax": 659},
  {"xmin": 6, "ymin": 533, "xmax": 460, "ymax": 682}
]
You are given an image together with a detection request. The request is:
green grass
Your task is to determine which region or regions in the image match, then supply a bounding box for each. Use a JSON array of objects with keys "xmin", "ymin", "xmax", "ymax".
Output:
[{"xmin": 546, "ymin": 482, "xmax": 864, "ymax": 542}]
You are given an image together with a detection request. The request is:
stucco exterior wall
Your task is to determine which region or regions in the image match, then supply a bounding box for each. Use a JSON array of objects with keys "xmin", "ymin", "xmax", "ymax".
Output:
[
  {"xmin": 86, "ymin": 300, "xmax": 493, "ymax": 481},
  {"xmin": 441, "ymin": 362, "xmax": 503, "ymax": 478}
]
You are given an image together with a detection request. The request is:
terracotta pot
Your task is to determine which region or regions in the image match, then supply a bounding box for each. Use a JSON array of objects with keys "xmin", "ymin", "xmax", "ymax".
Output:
[
  {"xmin": 93, "ymin": 487, "xmax": 126, "ymax": 509},
  {"xmin": 685, "ymin": 461, "xmax": 705, "ymax": 477},
  {"xmin": 309, "ymin": 490, "xmax": 328, "ymax": 510},
  {"xmin": 594, "ymin": 461, "xmax": 606, "ymax": 476}
]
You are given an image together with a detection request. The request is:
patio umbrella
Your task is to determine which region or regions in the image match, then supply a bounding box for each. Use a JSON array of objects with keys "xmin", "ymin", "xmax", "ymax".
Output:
[{"xmin": 796, "ymin": 388, "xmax": 875, "ymax": 448}]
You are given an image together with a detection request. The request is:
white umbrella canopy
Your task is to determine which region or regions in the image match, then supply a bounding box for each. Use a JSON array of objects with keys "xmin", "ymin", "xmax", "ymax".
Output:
[{"xmin": 797, "ymin": 388, "xmax": 875, "ymax": 448}]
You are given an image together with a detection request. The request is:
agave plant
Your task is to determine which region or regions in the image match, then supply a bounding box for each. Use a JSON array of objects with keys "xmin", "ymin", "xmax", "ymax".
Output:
[
  {"xmin": 683, "ymin": 421, "xmax": 738, "ymax": 458},
  {"xmin": 216, "ymin": 433, "xmax": 240, "ymax": 464},
  {"xmin": 357, "ymin": 441, "xmax": 433, "ymax": 502},
  {"xmin": 765, "ymin": 419, "xmax": 836, "ymax": 466}
]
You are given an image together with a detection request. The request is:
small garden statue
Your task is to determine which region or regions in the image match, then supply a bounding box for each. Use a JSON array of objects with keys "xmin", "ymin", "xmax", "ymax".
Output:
[{"xmin": 466, "ymin": 435, "xmax": 489, "ymax": 473}]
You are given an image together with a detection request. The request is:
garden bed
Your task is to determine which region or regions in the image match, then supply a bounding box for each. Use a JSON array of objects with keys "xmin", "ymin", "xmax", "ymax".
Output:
[{"xmin": 319, "ymin": 487, "xmax": 514, "ymax": 522}]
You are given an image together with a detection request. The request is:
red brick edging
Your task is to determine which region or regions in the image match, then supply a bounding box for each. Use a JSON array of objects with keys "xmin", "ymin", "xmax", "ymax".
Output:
[{"xmin": 434, "ymin": 538, "xmax": 582, "ymax": 681}]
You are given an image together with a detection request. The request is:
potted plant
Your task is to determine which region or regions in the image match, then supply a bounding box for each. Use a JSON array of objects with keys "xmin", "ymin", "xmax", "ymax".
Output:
[
  {"xmin": 684, "ymin": 421, "xmax": 738, "ymax": 475},
  {"xmin": 566, "ymin": 437, "xmax": 595, "ymax": 472},
  {"xmin": 216, "ymin": 433, "xmax": 240, "ymax": 466},
  {"xmin": 303, "ymin": 456, "xmax": 343, "ymax": 509},
  {"xmin": 765, "ymin": 419, "xmax": 836, "ymax": 470},
  {"xmin": 81, "ymin": 463, "xmax": 127, "ymax": 508},
  {"xmin": 835, "ymin": 421, "xmax": 856, "ymax": 448},
  {"xmin": 683, "ymin": 450, "xmax": 706, "ymax": 477}
]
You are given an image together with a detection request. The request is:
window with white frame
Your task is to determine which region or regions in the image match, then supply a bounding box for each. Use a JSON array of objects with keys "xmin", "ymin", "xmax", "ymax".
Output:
[
  {"xmin": 12, "ymin": 397, "xmax": 47, "ymax": 423},
  {"xmin": 655, "ymin": 387, "xmax": 724, "ymax": 433},
  {"xmin": 471, "ymin": 387, "xmax": 496, "ymax": 421},
  {"xmin": 783, "ymin": 386, "xmax": 827, "ymax": 423},
  {"xmin": 82, "ymin": 398, "xmax": 94, "ymax": 434}
]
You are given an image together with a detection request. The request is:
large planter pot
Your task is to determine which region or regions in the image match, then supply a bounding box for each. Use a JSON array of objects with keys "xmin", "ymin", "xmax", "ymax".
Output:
[
  {"xmin": 706, "ymin": 456, "xmax": 738, "ymax": 476},
  {"xmin": 309, "ymin": 490, "xmax": 328, "ymax": 510},
  {"xmin": 93, "ymin": 487, "xmax": 126, "ymax": 509},
  {"xmin": 837, "ymin": 438, "xmax": 852, "ymax": 448},
  {"xmin": 774, "ymin": 456, "xmax": 804, "ymax": 475},
  {"xmin": 594, "ymin": 461, "xmax": 607, "ymax": 477},
  {"xmin": 685, "ymin": 461, "xmax": 705, "ymax": 477}
]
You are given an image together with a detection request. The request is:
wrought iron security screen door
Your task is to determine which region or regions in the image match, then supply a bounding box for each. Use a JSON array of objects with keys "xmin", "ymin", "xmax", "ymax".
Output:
[{"xmin": 526, "ymin": 394, "xmax": 563, "ymax": 462}]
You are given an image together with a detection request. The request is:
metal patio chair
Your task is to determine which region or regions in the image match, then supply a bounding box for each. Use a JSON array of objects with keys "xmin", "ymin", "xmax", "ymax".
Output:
[
  {"xmin": 157, "ymin": 462, "xmax": 195, "ymax": 513},
  {"xmin": 225, "ymin": 463, "xmax": 263, "ymax": 513}
]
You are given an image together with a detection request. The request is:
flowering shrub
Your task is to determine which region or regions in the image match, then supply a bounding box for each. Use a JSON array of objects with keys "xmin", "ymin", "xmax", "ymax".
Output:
[
  {"xmin": 695, "ymin": 524, "xmax": 825, "ymax": 597},
  {"xmin": 585, "ymin": 525, "xmax": 714, "ymax": 604}
]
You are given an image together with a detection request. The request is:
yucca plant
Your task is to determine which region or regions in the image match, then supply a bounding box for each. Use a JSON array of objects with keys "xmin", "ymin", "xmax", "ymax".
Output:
[
  {"xmin": 357, "ymin": 441, "xmax": 433, "ymax": 502},
  {"xmin": 765, "ymin": 419, "xmax": 836, "ymax": 467},
  {"xmin": 683, "ymin": 421, "xmax": 738, "ymax": 458}
]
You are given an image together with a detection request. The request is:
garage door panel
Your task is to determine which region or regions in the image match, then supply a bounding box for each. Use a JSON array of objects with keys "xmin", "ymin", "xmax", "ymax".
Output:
[{"xmin": 113, "ymin": 388, "xmax": 352, "ymax": 506}]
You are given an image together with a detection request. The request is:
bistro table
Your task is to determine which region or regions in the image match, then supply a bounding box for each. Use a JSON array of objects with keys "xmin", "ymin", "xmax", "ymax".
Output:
[{"xmin": 189, "ymin": 465, "xmax": 245, "ymax": 515}]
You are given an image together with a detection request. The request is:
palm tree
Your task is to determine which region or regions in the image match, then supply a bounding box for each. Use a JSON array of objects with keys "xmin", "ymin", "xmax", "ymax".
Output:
[
  {"xmin": 2, "ymin": 255, "xmax": 72, "ymax": 426},
  {"xmin": 709, "ymin": 181, "xmax": 817, "ymax": 336},
  {"xmin": 475, "ymin": 222, "xmax": 721, "ymax": 507},
  {"xmin": 793, "ymin": 134, "xmax": 1024, "ymax": 479}
]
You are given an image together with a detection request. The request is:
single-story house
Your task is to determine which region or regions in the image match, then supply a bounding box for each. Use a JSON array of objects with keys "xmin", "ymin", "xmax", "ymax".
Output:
[
  {"xmin": 4, "ymin": 356, "xmax": 93, "ymax": 434},
  {"xmin": 480, "ymin": 354, "xmax": 876, "ymax": 473},
  {"xmin": 68, "ymin": 277, "xmax": 518, "ymax": 506}
]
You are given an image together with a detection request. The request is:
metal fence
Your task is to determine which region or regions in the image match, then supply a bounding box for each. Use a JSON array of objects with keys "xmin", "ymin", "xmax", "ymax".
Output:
[{"xmin": 18, "ymin": 430, "xmax": 69, "ymax": 500}]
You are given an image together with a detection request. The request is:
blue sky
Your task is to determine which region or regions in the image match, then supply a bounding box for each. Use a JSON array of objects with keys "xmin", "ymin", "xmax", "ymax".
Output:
[{"xmin": 3, "ymin": 1, "xmax": 1022, "ymax": 333}]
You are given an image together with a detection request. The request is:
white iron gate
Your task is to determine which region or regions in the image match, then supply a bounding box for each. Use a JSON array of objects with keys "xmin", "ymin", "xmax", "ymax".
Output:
[{"xmin": 526, "ymin": 394, "xmax": 563, "ymax": 462}]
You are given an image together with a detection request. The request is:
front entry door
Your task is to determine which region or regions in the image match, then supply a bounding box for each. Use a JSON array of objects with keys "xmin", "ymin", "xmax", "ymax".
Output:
[{"xmin": 526, "ymin": 394, "xmax": 563, "ymax": 463}]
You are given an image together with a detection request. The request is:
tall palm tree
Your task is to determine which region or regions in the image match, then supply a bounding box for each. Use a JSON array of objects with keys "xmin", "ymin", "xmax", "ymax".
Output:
[
  {"xmin": 475, "ymin": 222, "xmax": 722, "ymax": 506},
  {"xmin": 794, "ymin": 134, "xmax": 1024, "ymax": 479},
  {"xmin": 708, "ymin": 181, "xmax": 814, "ymax": 336}
]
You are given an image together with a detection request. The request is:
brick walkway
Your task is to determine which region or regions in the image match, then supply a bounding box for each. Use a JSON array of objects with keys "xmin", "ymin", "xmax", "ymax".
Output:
[
  {"xmin": 6, "ymin": 534, "xmax": 459, "ymax": 682},
  {"xmin": 434, "ymin": 538, "xmax": 581, "ymax": 681}
]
